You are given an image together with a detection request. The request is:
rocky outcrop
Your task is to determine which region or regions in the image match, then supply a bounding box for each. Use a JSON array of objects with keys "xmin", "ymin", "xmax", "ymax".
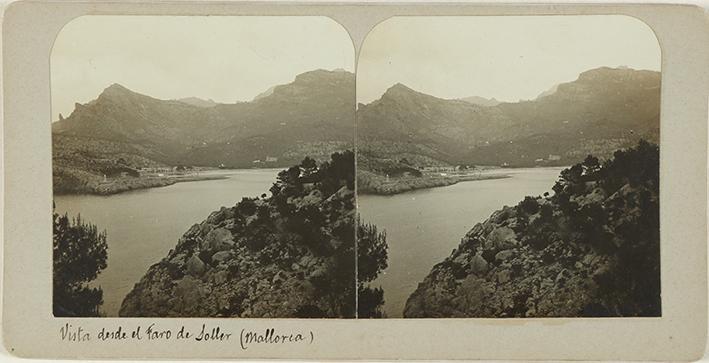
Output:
[
  {"xmin": 405, "ymin": 142, "xmax": 660, "ymax": 318},
  {"xmin": 404, "ymin": 204, "xmax": 609, "ymax": 318},
  {"xmin": 119, "ymin": 152, "xmax": 357, "ymax": 318}
]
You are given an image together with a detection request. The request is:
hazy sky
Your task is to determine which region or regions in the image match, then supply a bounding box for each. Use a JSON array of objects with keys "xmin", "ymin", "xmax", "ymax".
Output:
[
  {"xmin": 357, "ymin": 16, "xmax": 661, "ymax": 104},
  {"xmin": 51, "ymin": 16, "xmax": 354, "ymax": 119}
]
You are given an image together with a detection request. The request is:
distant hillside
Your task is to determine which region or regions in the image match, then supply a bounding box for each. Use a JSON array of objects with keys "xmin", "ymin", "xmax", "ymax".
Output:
[
  {"xmin": 183, "ymin": 69, "xmax": 355, "ymax": 167},
  {"xmin": 460, "ymin": 96, "xmax": 500, "ymax": 107},
  {"xmin": 177, "ymin": 97, "xmax": 217, "ymax": 108},
  {"xmin": 357, "ymin": 67, "xmax": 660, "ymax": 168}
]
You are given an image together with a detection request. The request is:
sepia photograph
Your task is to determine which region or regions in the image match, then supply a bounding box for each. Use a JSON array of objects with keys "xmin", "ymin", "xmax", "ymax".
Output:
[
  {"xmin": 3, "ymin": 1, "xmax": 708, "ymax": 360},
  {"xmin": 356, "ymin": 16, "xmax": 661, "ymax": 318},
  {"xmin": 51, "ymin": 15, "xmax": 357, "ymax": 318}
]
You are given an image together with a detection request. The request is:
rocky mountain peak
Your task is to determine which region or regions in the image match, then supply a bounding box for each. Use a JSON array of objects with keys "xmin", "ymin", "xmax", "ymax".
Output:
[
  {"xmin": 93, "ymin": 83, "xmax": 149, "ymax": 107},
  {"xmin": 252, "ymin": 69, "xmax": 353, "ymax": 103},
  {"xmin": 101, "ymin": 83, "xmax": 134, "ymax": 97},
  {"xmin": 256, "ymin": 68, "xmax": 354, "ymax": 104},
  {"xmin": 380, "ymin": 83, "xmax": 427, "ymax": 102},
  {"xmin": 387, "ymin": 82, "xmax": 415, "ymax": 93},
  {"xmin": 533, "ymin": 67, "xmax": 659, "ymax": 101}
]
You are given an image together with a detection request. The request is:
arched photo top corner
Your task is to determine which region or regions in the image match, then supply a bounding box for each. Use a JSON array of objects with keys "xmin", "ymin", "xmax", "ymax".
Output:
[
  {"xmin": 356, "ymin": 14, "xmax": 663, "ymax": 74},
  {"xmin": 50, "ymin": 14, "xmax": 357, "ymax": 67},
  {"xmin": 610, "ymin": 13, "xmax": 663, "ymax": 69},
  {"xmin": 49, "ymin": 14, "xmax": 357, "ymax": 122}
]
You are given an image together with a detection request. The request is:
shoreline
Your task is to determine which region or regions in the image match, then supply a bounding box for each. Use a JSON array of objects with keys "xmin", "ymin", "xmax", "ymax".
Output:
[
  {"xmin": 357, "ymin": 172, "xmax": 511, "ymax": 196},
  {"xmin": 54, "ymin": 174, "xmax": 230, "ymax": 196},
  {"xmin": 56, "ymin": 165, "xmax": 562, "ymax": 197},
  {"xmin": 53, "ymin": 166, "xmax": 289, "ymax": 197}
]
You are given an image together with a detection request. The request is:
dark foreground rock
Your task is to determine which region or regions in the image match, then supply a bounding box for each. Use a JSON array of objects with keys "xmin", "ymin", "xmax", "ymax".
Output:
[
  {"xmin": 405, "ymin": 141, "xmax": 660, "ymax": 318},
  {"xmin": 120, "ymin": 152, "xmax": 357, "ymax": 318}
]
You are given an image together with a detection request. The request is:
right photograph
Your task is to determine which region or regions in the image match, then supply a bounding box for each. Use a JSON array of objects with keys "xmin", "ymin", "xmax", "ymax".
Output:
[{"xmin": 356, "ymin": 16, "xmax": 661, "ymax": 318}]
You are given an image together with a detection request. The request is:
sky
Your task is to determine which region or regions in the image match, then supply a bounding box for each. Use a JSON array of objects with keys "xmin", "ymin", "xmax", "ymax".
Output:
[
  {"xmin": 357, "ymin": 16, "xmax": 661, "ymax": 104},
  {"xmin": 51, "ymin": 16, "xmax": 354, "ymax": 119}
]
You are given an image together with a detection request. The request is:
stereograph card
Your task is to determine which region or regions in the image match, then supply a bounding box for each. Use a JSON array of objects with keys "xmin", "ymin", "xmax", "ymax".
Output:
[{"xmin": 2, "ymin": 0, "xmax": 708, "ymax": 360}]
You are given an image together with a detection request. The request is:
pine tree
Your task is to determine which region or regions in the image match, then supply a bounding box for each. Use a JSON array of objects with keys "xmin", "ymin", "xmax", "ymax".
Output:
[
  {"xmin": 53, "ymin": 209, "xmax": 108, "ymax": 316},
  {"xmin": 357, "ymin": 219, "xmax": 388, "ymax": 318}
]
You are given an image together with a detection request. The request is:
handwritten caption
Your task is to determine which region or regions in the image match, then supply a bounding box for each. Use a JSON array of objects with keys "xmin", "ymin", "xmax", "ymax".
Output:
[{"xmin": 60, "ymin": 323, "xmax": 314, "ymax": 350}]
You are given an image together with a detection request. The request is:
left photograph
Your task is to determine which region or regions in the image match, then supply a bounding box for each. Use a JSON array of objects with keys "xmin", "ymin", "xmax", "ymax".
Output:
[{"xmin": 51, "ymin": 16, "xmax": 356, "ymax": 318}]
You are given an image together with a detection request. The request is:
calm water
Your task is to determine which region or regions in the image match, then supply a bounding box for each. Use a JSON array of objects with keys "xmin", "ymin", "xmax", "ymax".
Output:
[
  {"xmin": 54, "ymin": 167, "xmax": 562, "ymax": 318},
  {"xmin": 357, "ymin": 167, "xmax": 564, "ymax": 318},
  {"xmin": 54, "ymin": 169, "xmax": 279, "ymax": 316}
]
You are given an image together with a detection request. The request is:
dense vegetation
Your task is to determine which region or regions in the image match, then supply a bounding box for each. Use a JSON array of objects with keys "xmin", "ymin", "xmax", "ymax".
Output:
[
  {"xmin": 53, "ymin": 209, "xmax": 108, "ymax": 317},
  {"xmin": 405, "ymin": 140, "xmax": 660, "ymax": 317},
  {"xmin": 546, "ymin": 139, "xmax": 660, "ymax": 315},
  {"xmin": 262, "ymin": 152, "xmax": 358, "ymax": 316},
  {"xmin": 120, "ymin": 151, "xmax": 388, "ymax": 318}
]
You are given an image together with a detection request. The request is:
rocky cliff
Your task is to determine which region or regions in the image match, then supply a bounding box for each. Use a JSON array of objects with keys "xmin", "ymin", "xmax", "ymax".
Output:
[
  {"xmin": 120, "ymin": 152, "xmax": 358, "ymax": 317},
  {"xmin": 404, "ymin": 141, "xmax": 660, "ymax": 317}
]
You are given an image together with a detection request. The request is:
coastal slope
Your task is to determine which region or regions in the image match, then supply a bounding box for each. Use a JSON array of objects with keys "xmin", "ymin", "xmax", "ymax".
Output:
[
  {"xmin": 404, "ymin": 141, "xmax": 660, "ymax": 317},
  {"xmin": 119, "ymin": 152, "xmax": 357, "ymax": 318}
]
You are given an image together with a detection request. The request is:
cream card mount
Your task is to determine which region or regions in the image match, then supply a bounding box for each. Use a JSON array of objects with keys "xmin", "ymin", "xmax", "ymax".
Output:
[{"xmin": 2, "ymin": 1, "xmax": 708, "ymax": 360}]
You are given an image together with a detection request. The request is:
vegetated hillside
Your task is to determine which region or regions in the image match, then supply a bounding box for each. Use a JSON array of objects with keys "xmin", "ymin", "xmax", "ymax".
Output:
[
  {"xmin": 52, "ymin": 69, "xmax": 355, "ymax": 170},
  {"xmin": 119, "ymin": 151, "xmax": 387, "ymax": 318},
  {"xmin": 52, "ymin": 134, "xmax": 170, "ymax": 194},
  {"xmin": 404, "ymin": 140, "xmax": 660, "ymax": 317},
  {"xmin": 357, "ymin": 67, "xmax": 660, "ymax": 168}
]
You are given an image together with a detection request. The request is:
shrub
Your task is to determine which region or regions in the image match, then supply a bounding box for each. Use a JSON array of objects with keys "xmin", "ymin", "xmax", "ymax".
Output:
[{"xmin": 518, "ymin": 196, "xmax": 540, "ymax": 215}]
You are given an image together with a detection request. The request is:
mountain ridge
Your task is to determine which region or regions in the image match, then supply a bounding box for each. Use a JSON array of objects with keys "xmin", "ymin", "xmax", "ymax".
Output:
[
  {"xmin": 53, "ymin": 69, "xmax": 355, "ymax": 167},
  {"xmin": 52, "ymin": 69, "xmax": 355, "ymax": 194},
  {"xmin": 53, "ymin": 66, "xmax": 660, "ymax": 195},
  {"xmin": 358, "ymin": 66, "xmax": 660, "ymax": 168}
]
